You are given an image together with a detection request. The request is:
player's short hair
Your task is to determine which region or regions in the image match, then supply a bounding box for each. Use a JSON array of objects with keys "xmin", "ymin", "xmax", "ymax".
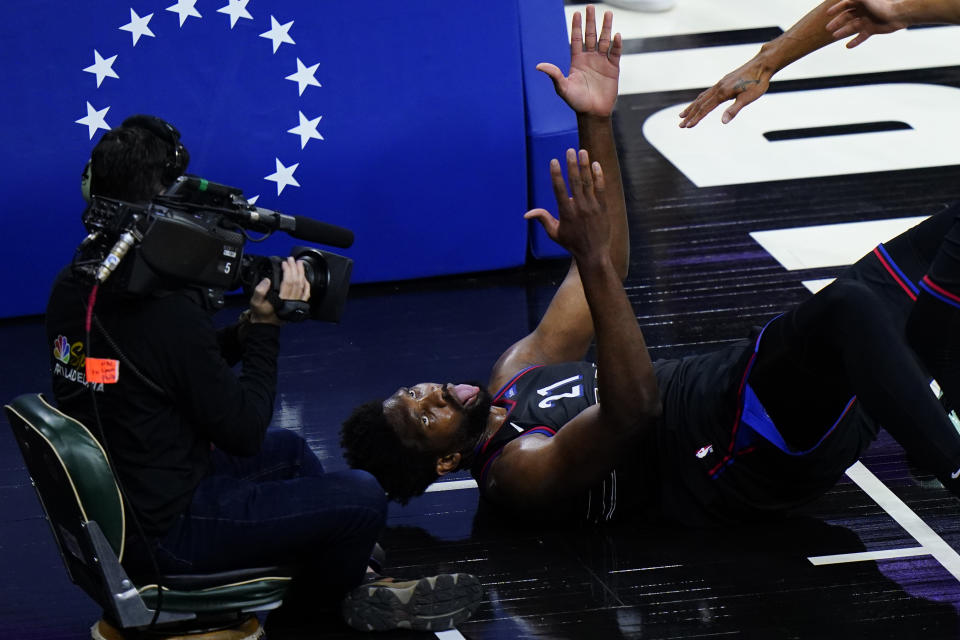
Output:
[{"xmin": 340, "ymin": 399, "xmax": 441, "ymax": 504}]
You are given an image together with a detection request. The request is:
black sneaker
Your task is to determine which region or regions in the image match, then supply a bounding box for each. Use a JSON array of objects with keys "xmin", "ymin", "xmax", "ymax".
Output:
[{"xmin": 341, "ymin": 573, "xmax": 482, "ymax": 632}]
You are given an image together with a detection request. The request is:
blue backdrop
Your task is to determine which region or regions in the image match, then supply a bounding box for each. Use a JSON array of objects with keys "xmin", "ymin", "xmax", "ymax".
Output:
[
  {"xmin": 518, "ymin": 0, "xmax": 579, "ymax": 260},
  {"xmin": 1, "ymin": 0, "xmax": 566, "ymax": 318}
]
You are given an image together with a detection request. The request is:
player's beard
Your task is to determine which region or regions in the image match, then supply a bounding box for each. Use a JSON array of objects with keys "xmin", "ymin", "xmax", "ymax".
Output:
[{"xmin": 456, "ymin": 381, "xmax": 493, "ymax": 448}]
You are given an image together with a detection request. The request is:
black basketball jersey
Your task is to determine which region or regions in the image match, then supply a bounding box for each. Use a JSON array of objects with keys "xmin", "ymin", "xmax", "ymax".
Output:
[
  {"xmin": 470, "ymin": 342, "xmax": 876, "ymax": 527},
  {"xmin": 470, "ymin": 362, "xmax": 656, "ymax": 523},
  {"xmin": 471, "ymin": 362, "xmax": 628, "ymax": 524}
]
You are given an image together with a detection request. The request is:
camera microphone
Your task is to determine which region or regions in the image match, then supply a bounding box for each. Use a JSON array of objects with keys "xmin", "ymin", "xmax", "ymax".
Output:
[
  {"xmin": 250, "ymin": 207, "xmax": 354, "ymax": 249},
  {"xmin": 165, "ymin": 176, "xmax": 355, "ymax": 249},
  {"xmin": 288, "ymin": 214, "xmax": 354, "ymax": 249}
]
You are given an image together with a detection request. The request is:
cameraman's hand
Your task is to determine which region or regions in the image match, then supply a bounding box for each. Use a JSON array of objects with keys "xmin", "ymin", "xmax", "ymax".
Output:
[{"xmin": 249, "ymin": 257, "xmax": 311, "ymax": 326}]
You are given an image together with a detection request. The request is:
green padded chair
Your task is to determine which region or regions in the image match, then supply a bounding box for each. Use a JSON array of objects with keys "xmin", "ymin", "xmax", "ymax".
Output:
[{"xmin": 4, "ymin": 393, "xmax": 294, "ymax": 639}]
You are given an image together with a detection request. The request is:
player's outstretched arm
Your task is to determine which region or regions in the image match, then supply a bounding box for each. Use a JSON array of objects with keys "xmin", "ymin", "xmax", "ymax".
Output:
[
  {"xmin": 525, "ymin": 151, "xmax": 657, "ymax": 433},
  {"xmin": 679, "ymin": 1, "xmax": 840, "ymax": 128},
  {"xmin": 536, "ymin": 5, "xmax": 627, "ymax": 276},
  {"xmin": 486, "ymin": 150, "xmax": 660, "ymax": 512},
  {"xmin": 489, "ymin": 5, "xmax": 628, "ymax": 392}
]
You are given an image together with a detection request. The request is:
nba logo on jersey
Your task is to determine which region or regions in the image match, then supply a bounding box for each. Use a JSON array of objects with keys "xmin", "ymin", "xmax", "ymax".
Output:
[
  {"xmin": 504, "ymin": 386, "xmax": 517, "ymax": 399},
  {"xmin": 696, "ymin": 444, "xmax": 713, "ymax": 459}
]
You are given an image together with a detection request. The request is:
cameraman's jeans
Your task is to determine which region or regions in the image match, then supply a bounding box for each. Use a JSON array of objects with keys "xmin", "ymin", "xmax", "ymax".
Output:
[{"xmin": 127, "ymin": 428, "xmax": 387, "ymax": 608}]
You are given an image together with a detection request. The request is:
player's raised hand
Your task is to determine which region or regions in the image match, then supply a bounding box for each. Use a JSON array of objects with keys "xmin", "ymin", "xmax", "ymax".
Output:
[{"xmin": 536, "ymin": 5, "xmax": 622, "ymax": 118}]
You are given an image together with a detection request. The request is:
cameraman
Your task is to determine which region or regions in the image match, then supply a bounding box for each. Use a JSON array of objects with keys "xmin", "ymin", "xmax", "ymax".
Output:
[{"xmin": 45, "ymin": 116, "xmax": 479, "ymax": 632}]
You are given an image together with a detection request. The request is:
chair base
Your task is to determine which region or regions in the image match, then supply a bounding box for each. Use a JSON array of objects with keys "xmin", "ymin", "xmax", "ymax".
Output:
[{"xmin": 91, "ymin": 616, "xmax": 264, "ymax": 640}]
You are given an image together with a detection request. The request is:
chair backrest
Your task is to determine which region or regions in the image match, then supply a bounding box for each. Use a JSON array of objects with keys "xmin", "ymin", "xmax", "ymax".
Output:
[
  {"xmin": 6, "ymin": 393, "xmax": 293, "ymax": 629},
  {"xmin": 5, "ymin": 393, "xmax": 125, "ymax": 559}
]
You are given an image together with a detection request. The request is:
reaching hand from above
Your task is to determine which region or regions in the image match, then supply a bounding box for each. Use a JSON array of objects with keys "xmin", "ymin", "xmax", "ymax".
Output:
[
  {"xmin": 678, "ymin": 1, "xmax": 842, "ymax": 128},
  {"xmin": 826, "ymin": 0, "xmax": 911, "ymax": 47},
  {"xmin": 537, "ymin": 5, "xmax": 622, "ymax": 118},
  {"xmin": 678, "ymin": 57, "xmax": 773, "ymax": 128},
  {"xmin": 678, "ymin": 0, "xmax": 960, "ymax": 128}
]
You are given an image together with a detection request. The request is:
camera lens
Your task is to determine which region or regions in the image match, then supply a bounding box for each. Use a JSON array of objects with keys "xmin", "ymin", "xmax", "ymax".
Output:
[{"xmin": 293, "ymin": 248, "xmax": 329, "ymax": 299}]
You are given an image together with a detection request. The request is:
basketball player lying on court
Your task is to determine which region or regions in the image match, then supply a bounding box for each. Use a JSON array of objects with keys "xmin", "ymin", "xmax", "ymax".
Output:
[
  {"xmin": 678, "ymin": 0, "xmax": 960, "ymax": 128},
  {"xmin": 340, "ymin": 5, "xmax": 960, "ymax": 526}
]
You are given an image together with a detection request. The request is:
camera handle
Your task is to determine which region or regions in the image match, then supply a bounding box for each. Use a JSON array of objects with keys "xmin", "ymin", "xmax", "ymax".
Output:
[{"xmin": 264, "ymin": 290, "xmax": 310, "ymax": 322}]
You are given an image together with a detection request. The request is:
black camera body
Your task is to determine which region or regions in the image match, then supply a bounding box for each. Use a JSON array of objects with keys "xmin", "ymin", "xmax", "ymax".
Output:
[{"xmin": 75, "ymin": 176, "xmax": 353, "ymax": 323}]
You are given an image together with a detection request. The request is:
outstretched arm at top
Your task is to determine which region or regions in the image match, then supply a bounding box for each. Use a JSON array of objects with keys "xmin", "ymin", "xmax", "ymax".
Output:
[
  {"xmin": 826, "ymin": 0, "xmax": 960, "ymax": 47},
  {"xmin": 679, "ymin": 0, "xmax": 960, "ymax": 128},
  {"xmin": 679, "ymin": 1, "xmax": 841, "ymax": 128},
  {"xmin": 489, "ymin": 5, "xmax": 627, "ymax": 391}
]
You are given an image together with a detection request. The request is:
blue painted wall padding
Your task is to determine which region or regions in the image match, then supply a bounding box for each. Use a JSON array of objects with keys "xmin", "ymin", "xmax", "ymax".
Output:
[
  {"xmin": 517, "ymin": 0, "xmax": 579, "ymax": 259},
  {"xmin": 2, "ymin": 1, "xmax": 572, "ymax": 318}
]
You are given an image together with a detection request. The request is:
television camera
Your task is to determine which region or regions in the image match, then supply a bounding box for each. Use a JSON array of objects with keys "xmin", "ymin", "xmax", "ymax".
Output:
[{"xmin": 74, "ymin": 175, "xmax": 354, "ymax": 323}]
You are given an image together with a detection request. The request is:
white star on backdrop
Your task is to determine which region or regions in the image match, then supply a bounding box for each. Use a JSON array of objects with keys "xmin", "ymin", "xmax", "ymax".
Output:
[
  {"xmin": 265, "ymin": 158, "xmax": 300, "ymax": 195},
  {"xmin": 166, "ymin": 0, "xmax": 202, "ymax": 27},
  {"xmin": 217, "ymin": 0, "xmax": 253, "ymax": 28},
  {"xmin": 119, "ymin": 9, "xmax": 155, "ymax": 46},
  {"xmin": 88, "ymin": 5, "xmax": 327, "ymax": 195},
  {"xmin": 285, "ymin": 58, "xmax": 321, "ymax": 96},
  {"xmin": 288, "ymin": 111, "xmax": 324, "ymax": 149},
  {"xmin": 83, "ymin": 50, "xmax": 119, "ymax": 87},
  {"xmin": 76, "ymin": 102, "xmax": 111, "ymax": 139},
  {"xmin": 259, "ymin": 16, "xmax": 295, "ymax": 53}
]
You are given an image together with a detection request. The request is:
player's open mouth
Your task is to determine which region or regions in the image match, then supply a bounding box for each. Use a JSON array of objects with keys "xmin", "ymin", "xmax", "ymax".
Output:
[{"xmin": 450, "ymin": 384, "xmax": 479, "ymax": 410}]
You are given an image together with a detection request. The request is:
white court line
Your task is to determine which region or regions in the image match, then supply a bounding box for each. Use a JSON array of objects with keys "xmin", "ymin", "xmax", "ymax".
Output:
[
  {"xmin": 809, "ymin": 546, "xmax": 929, "ymax": 566},
  {"xmin": 425, "ymin": 479, "xmax": 478, "ymax": 492},
  {"xmin": 610, "ymin": 564, "xmax": 684, "ymax": 574},
  {"xmin": 435, "ymin": 629, "xmax": 467, "ymax": 640},
  {"xmin": 749, "ymin": 217, "xmax": 927, "ymax": 271},
  {"xmin": 802, "ymin": 279, "xmax": 834, "ymax": 294},
  {"xmin": 828, "ymin": 461, "xmax": 960, "ymax": 581}
]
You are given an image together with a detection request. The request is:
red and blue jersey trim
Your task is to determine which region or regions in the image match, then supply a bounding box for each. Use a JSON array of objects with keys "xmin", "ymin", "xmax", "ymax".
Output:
[
  {"xmin": 474, "ymin": 365, "xmax": 545, "ymax": 461},
  {"xmin": 874, "ymin": 238, "xmax": 960, "ymax": 308},
  {"xmin": 708, "ymin": 314, "xmax": 856, "ymax": 478},
  {"xmin": 523, "ymin": 426, "xmax": 558, "ymax": 439},
  {"xmin": 476, "ymin": 424, "xmax": 556, "ymax": 486},
  {"xmin": 492, "ymin": 365, "xmax": 543, "ymax": 403},
  {"xmin": 920, "ymin": 275, "xmax": 960, "ymax": 310},
  {"xmin": 709, "ymin": 316, "xmax": 777, "ymax": 476},
  {"xmin": 873, "ymin": 243, "xmax": 919, "ymax": 301},
  {"xmin": 477, "ymin": 449, "xmax": 503, "ymax": 486}
]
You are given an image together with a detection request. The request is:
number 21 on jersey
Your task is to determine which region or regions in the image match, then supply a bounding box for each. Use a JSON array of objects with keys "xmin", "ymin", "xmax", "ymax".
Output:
[{"xmin": 537, "ymin": 375, "xmax": 584, "ymax": 409}]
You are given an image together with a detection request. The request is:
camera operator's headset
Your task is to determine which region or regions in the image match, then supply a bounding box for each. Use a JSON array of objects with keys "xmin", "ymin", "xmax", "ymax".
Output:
[{"xmin": 80, "ymin": 114, "xmax": 188, "ymax": 202}]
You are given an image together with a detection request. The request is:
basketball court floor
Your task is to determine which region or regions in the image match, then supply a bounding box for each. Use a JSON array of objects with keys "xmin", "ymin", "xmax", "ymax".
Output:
[{"xmin": 4, "ymin": 0, "xmax": 960, "ymax": 637}]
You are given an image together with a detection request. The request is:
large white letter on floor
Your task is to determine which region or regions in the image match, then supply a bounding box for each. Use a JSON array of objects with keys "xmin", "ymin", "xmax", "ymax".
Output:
[{"xmin": 642, "ymin": 84, "xmax": 960, "ymax": 187}]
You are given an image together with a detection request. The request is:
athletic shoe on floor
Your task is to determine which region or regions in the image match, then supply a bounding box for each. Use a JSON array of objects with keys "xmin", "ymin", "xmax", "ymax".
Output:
[
  {"xmin": 342, "ymin": 573, "xmax": 482, "ymax": 632},
  {"xmin": 604, "ymin": 0, "xmax": 676, "ymax": 12}
]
